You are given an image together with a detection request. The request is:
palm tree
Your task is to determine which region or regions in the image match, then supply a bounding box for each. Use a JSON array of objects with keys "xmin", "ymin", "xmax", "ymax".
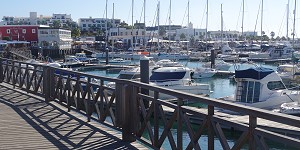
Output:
[{"xmin": 270, "ymin": 31, "xmax": 275, "ymax": 40}]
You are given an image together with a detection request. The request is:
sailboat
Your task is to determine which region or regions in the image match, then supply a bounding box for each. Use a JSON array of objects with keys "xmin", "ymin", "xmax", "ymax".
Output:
[{"xmin": 191, "ymin": 0, "xmax": 218, "ymax": 79}]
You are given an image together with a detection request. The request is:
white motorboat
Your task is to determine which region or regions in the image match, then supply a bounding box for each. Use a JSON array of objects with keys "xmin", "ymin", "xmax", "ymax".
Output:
[
  {"xmin": 220, "ymin": 67, "xmax": 300, "ymax": 109},
  {"xmin": 156, "ymin": 52, "xmax": 189, "ymax": 60},
  {"xmin": 277, "ymin": 64, "xmax": 300, "ymax": 80},
  {"xmin": 60, "ymin": 56, "xmax": 87, "ymax": 68},
  {"xmin": 100, "ymin": 58, "xmax": 131, "ymax": 65},
  {"xmin": 75, "ymin": 52, "xmax": 98, "ymax": 63},
  {"xmin": 191, "ymin": 67, "xmax": 217, "ymax": 79},
  {"xmin": 155, "ymin": 59, "xmax": 183, "ymax": 67},
  {"xmin": 280, "ymin": 102, "xmax": 300, "ymax": 115},
  {"xmin": 202, "ymin": 60, "xmax": 232, "ymax": 71},
  {"xmin": 150, "ymin": 67, "xmax": 210, "ymax": 99}
]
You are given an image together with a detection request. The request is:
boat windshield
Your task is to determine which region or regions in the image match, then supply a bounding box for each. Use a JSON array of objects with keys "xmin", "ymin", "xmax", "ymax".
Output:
[{"xmin": 267, "ymin": 81, "xmax": 286, "ymax": 90}]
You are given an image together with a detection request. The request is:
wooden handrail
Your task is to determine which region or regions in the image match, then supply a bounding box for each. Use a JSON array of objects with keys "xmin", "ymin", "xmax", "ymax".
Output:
[{"xmin": 1, "ymin": 57, "xmax": 300, "ymax": 149}]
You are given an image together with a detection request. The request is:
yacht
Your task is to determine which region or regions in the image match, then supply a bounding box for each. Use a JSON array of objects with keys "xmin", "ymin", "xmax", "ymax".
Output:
[
  {"xmin": 155, "ymin": 59, "xmax": 183, "ymax": 67},
  {"xmin": 75, "ymin": 52, "xmax": 98, "ymax": 64},
  {"xmin": 202, "ymin": 60, "xmax": 232, "ymax": 71},
  {"xmin": 60, "ymin": 56, "xmax": 86, "ymax": 68},
  {"xmin": 99, "ymin": 58, "xmax": 131, "ymax": 65},
  {"xmin": 220, "ymin": 67, "xmax": 300, "ymax": 109},
  {"xmin": 150, "ymin": 67, "xmax": 210, "ymax": 98},
  {"xmin": 277, "ymin": 64, "xmax": 300, "ymax": 80},
  {"xmin": 191, "ymin": 67, "xmax": 217, "ymax": 79},
  {"xmin": 248, "ymin": 44, "xmax": 294, "ymax": 60}
]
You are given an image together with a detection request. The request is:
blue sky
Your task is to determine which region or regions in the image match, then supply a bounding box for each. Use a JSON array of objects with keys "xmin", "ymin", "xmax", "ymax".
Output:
[{"xmin": 1, "ymin": 0, "xmax": 298, "ymax": 37}]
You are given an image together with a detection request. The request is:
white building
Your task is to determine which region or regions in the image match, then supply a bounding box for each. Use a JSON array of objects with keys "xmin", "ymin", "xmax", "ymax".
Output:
[
  {"xmin": 38, "ymin": 27, "xmax": 72, "ymax": 50},
  {"xmin": 78, "ymin": 17, "xmax": 121, "ymax": 31},
  {"xmin": 49, "ymin": 14, "xmax": 73, "ymax": 27},
  {"xmin": 1, "ymin": 12, "xmax": 73, "ymax": 26},
  {"xmin": 108, "ymin": 27, "xmax": 158, "ymax": 46},
  {"xmin": 175, "ymin": 28, "xmax": 206, "ymax": 41}
]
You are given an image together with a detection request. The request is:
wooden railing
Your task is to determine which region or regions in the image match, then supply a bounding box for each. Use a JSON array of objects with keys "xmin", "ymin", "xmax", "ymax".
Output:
[{"xmin": 1, "ymin": 58, "xmax": 300, "ymax": 150}]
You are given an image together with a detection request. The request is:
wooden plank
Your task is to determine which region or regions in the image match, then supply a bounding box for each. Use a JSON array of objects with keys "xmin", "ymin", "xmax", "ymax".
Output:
[{"xmin": 0, "ymin": 82, "xmax": 148, "ymax": 150}]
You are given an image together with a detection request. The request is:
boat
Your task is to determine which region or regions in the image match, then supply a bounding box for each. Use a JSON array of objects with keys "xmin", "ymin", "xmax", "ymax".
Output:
[
  {"xmin": 248, "ymin": 44, "xmax": 294, "ymax": 61},
  {"xmin": 75, "ymin": 52, "xmax": 98, "ymax": 64},
  {"xmin": 202, "ymin": 60, "xmax": 232, "ymax": 71},
  {"xmin": 149, "ymin": 66, "xmax": 210, "ymax": 99},
  {"xmin": 220, "ymin": 67, "xmax": 300, "ymax": 109},
  {"xmin": 276, "ymin": 64, "xmax": 300, "ymax": 80},
  {"xmin": 100, "ymin": 58, "xmax": 131, "ymax": 65},
  {"xmin": 156, "ymin": 52, "xmax": 189, "ymax": 60},
  {"xmin": 60, "ymin": 56, "xmax": 87, "ymax": 68},
  {"xmin": 191, "ymin": 67, "xmax": 217, "ymax": 79},
  {"xmin": 280, "ymin": 102, "xmax": 300, "ymax": 115},
  {"xmin": 155, "ymin": 59, "xmax": 183, "ymax": 67}
]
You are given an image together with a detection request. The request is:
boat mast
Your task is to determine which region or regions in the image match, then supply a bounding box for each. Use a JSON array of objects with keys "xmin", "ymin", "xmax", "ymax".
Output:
[
  {"xmin": 221, "ymin": 4, "xmax": 223, "ymax": 44},
  {"xmin": 131, "ymin": 0, "xmax": 134, "ymax": 51},
  {"xmin": 260, "ymin": 0, "xmax": 263, "ymax": 51},
  {"xmin": 112, "ymin": 3, "xmax": 115, "ymax": 54},
  {"xmin": 169, "ymin": 0, "xmax": 171, "ymax": 50},
  {"xmin": 241, "ymin": 0, "xmax": 244, "ymax": 40},
  {"xmin": 105, "ymin": 0, "xmax": 108, "ymax": 64},
  {"xmin": 187, "ymin": 0, "xmax": 189, "ymax": 51},
  {"xmin": 105, "ymin": 0, "xmax": 108, "ymax": 49},
  {"xmin": 144, "ymin": 0, "xmax": 146, "ymax": 48},
  {"xmin": 292, "ymin": 0, "xmax": 296, "ymax": 48},
  {"xmin": 205, "ymin": 0, "xmax": 208, "ymax": 51},
  {"xmin": 157, "ymin": 1, "xmax": 160, "ymax": 51},
  {"xmin": 287, "ymin": 0, "xmax": 290, "ymax": 40}
]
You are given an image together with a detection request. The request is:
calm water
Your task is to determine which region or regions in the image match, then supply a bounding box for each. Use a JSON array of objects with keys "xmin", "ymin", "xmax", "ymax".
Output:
[
  {"xmin": 80, "ymin": 60, "xmax": 287, "ymax": 149},
  {"xmin": 81, "ymin": 60, "xmax": 277, "ymax": 99}
]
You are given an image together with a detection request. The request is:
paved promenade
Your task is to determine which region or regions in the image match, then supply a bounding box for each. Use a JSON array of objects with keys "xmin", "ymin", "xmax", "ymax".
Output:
[{"xmin": 0, "ymin": 83, "xmax": 148, "ymax": 150}]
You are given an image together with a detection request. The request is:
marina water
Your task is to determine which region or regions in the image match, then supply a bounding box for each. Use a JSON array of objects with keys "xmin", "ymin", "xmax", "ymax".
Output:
[{"xmin": 79, "ymin": 60, "xmax": 287, "ymax": 149}]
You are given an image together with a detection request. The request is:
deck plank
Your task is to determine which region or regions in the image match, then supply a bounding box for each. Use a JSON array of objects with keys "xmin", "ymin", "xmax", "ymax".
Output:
[{"xmin": 0, "ymin": 83, "xmax": 149, "ymax": 150}]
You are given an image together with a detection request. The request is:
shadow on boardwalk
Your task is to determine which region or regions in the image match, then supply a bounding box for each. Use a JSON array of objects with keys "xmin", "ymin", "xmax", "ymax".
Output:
[{"xmin": 0, "ymin": 83, "xmax": 147, "ymax": 150}]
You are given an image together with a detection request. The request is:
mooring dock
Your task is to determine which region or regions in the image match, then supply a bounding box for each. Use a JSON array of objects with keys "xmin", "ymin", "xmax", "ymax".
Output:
[{"xmin": 0, "ymin": 83, "xmax": 148, "ymax": 150}]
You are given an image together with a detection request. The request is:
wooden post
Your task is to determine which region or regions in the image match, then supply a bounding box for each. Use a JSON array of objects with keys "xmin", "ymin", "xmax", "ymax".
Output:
[
  {"xmin": 12, "ymin": 61, "xmax": 15, "ymax": 88},
  {"xmin": 249, "ymin": 115, "xmax": 257, "ymax": 150},
  {"xmin": 121, "ymin": 84, "xmax": 136, "ymax": 142},
  {"xmin": 43, "ymin": 66, "xmax": 50, "ymax": 102},
  {"xmin": 49, "ymin": 67, "xmax": 55, "ymax": 101},
  {"xmin": 177, "ymin": 98, "xmax": 183, "ymax": 150},
  {"xmin": 153, "ymin": 91, "xmax": 159, "ymax": 147},
  {"xmin": 0, "ymin": 57, "xmax": 3, "ymax": 83},
  {"xmin": 208, "ymin": 105, "xmax": 214, "ymax": 150},
  {"xmin": 115, "ymin": 82, "xmax": 123, "ymax": 127}
]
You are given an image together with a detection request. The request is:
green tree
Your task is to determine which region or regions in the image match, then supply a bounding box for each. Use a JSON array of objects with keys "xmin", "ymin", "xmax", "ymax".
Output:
[
  {"xmin": 281, "ymin": 36, "xmax": 287, "ymax": 41},
  {"xmin": 262, "ymin": 35, "xmax": 269, "ymax": 41},
  {"xmin": 275, "ymin": 36, "xmax": 281, "ymax": 41},
  {"xmin": 180, "ymin": 33, "xmax": 186, "ymax": 40},
  {"xmin": 159, "ymin": 27, "xmax": 166, "ymax": 37},
  {"xmin": 199, "ymin": 35, "xmax": 204, "ymax": 41},
  {"xmin": 52, "ymin": 20, "xmax": 61, "ymax": 28},
  {"xmin": 71, "ymin": 28, "xmax": 81, "ymax": 38}
]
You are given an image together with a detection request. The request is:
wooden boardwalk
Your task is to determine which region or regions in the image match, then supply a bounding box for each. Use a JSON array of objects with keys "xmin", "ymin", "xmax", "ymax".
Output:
[{"xmin": 0, "ymin": 83, "xmax": 149, "ymax": 150}]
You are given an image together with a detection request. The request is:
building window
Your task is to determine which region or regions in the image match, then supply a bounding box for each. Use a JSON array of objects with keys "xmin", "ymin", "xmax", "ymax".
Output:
[
  {"xmin": 22, "ymin": 29, "xmax": 26, "ymax": 34},
  {"xmin": 83, "ymin": 24, "xmax": 86, "ymax": 27},
  {"xmin": 7, "ymin": 29, "xmax": 10, "ymax": 34},
  {"xmin": 32, "ymin": 29, "xmax": 36, "ymax": 33}
]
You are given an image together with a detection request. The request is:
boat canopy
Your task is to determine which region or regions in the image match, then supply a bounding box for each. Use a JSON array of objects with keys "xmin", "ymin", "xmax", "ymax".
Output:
[{"xmin": 235, "ymin": 67, "xmax": 274, "ymax": 80}]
